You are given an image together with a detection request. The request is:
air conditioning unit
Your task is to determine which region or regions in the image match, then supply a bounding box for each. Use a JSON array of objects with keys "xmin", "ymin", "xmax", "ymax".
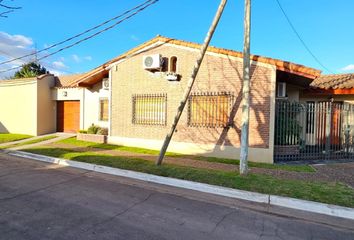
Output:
[
  {"xmin": 102, "ymin": 78, "xmax": 109, "ymax": 90},
  {"xmin": 143, "ymin": 54, "xmax": 162, "ymax": 70},
  {"xmin": 277, "ymin": 82, "xmax": 286, "ymax": 98}
]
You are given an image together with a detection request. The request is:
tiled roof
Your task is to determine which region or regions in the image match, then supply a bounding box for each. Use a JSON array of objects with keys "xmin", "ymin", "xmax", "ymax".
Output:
[
  {"xmin": 69, "ymin": 35, "xmax": 322, "ymax": 87},
  {"xmin": 310, "ymin": 73, "xmax": 354, "ymax": 89},
  {"xmin": 55, "ymin": 74, "xmax": 85, "ymax": 87}
]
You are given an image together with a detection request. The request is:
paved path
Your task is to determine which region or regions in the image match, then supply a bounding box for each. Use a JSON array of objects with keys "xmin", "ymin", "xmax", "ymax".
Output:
[
  {"xmin": 8, "ymin": 133, "xmax": 75, "ymax": 151},
  {"xmin": 0, "ymin": 153, "xmax": 353, "ymax": 240}
]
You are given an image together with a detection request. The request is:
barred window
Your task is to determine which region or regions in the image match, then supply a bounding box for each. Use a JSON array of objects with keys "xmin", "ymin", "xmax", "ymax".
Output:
[
  {"xmin": 99, "ymin": 98, "xmax": 109, "ymax": 121},
  {"xmin": 132, "ymin": 94, "xmax": 167, "ymax": 126},
  {"xmin": 188, "ymin": 92, "xmax": 233, "ymax": 127}
]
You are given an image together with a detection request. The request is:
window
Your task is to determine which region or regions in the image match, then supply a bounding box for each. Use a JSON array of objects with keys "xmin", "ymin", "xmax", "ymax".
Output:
[
  {"xmin": 169, "ymin": 56, "xmax": 177, "ymax": 73},
  {"xmin": 277, "ymin": 82, "xmax": 286, "ymax": 98},
  {"xmin": 188, "ymin": 92, "xmax": 233, "ymax": 127},
  {"xmin": 132, "ymin": 94, "xmax": 167, "ymax": 126},
  {"xmin": 99, "ymin": 98, "xmax": 109, "ymax": 121},
  {"xmin": 162, "ymin": 57, "xmax": 169, "ymax": 72}
]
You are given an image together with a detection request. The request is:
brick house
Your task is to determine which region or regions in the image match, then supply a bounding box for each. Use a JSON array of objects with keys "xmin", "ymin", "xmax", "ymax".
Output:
[{"xmin": 70, "ymin": 36, "xmax": 322, "ymax": 163}]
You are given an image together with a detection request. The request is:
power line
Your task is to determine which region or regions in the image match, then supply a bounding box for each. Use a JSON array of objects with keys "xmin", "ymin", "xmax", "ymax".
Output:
[
  {"xmin": 0, "ymin": 0, "xmax": 156, "ymax": 66},
  {"xmin": 275, "ymin": 0, "xmax": 334, "ymax": 73},
  {"xmin": 0, "ymin": 49, "xmax": 75, "ymax": 75},
  {"xmin": 0, "ymin": 0, "xmax": 159, "ymax": 74}
]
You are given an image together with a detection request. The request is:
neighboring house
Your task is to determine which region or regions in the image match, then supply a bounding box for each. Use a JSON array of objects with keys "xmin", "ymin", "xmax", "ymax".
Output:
[
  {"xmin": 0, "ymin": 75, "xmax": 55, "ymax": 136},
  {"xmin": 0, "ymin": 73, "xmax": 109, "ymax": 135},
  {"xmin": 274, "ymin": 73, "xmax": 354, "ymax": 161},
  {"xmin": 70, "ymin": 35, "xmax": 324, "ymax": 163}
]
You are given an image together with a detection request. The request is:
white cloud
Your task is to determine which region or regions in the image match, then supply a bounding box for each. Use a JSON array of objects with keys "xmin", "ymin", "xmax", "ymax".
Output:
[
  {"xmin": 84, "ymin": 56, "xmax": 92, "ymax": 61},
  {"xmin": 72, "ymin": 54, "xmax": 92, "ymax": 63},
  {"xmin": 0, "ymin": 32, "xmax": 35, "ymax": 79},
  {"xmin": 341, "ymin": 64, "xmax": 354, "ymax": 72},
  {"xmin": 52, "ymin": 61, "xmax": 67, "ymax": 69},
  {"xmin": 0, "ymin": 31, "xmax": 33, "ymax": 47},
  {"xmin": 130, "ymin": 35, "xmax": 139, "ymax": 41},
  {"xmin": 72, "ymin": 54, "xmax": 81, "ymax": 63}
]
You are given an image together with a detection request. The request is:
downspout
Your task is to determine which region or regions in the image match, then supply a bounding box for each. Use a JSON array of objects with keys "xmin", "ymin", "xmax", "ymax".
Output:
[
  {"xmin": 82, "ymin": 87, "xmax": 85, "ymax": 130},
  {"xmin": 108, "ymin": 68, "xmax": 112, "ymax": 137}
]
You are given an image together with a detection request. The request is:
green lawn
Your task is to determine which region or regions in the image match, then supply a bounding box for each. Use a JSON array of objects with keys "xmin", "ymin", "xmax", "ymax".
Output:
[
  {"xmin": 58, "ymin": 137, "xmax": 314, "ymax": 172},
  {"xmin": 23, "ymin": 147, "xmax": 354, "ymax": 208},
  {"xmin": 193, "ymin": 156, "xmax": 315, "ymax": 173},
  {"xmin": 0, "ymin": 135, "xmax": 58, "ymax": 149},
  {"xmin": 60, "ymin": 137, "xmax": 182, "ymax": 157},
  {"xmin": 0, "ymin": 133, "xmax": 33, "ymax": 144}
]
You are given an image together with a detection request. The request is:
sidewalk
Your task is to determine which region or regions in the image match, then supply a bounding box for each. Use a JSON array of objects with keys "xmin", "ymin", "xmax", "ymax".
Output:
[{"xmin": 0, "ymin": 133, "xmax": 76, "ymax": 150}]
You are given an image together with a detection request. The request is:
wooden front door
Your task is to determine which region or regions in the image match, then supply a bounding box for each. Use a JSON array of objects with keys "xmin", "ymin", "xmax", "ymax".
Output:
[{"xmin": 57, "ymin": 101, "xmax": 80, "ymax": 133}]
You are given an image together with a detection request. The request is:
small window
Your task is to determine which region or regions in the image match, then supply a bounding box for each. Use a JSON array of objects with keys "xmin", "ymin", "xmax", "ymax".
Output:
[
  {"xmin": 132, "ymin": 94, "xmax": 167, "ymax": 126},
  {"xmin": 169, "ymin": 56, "xmax": 177, "ymax": 73},
  {"xmin": 277, "ymin": 82, "xmax": 286, "ymax": 98},
  {"xmin": 99, "ymin": 98, "xmax": 109, "ymax": 121},
  {"xmin": 162, "ymin": 57, "xmax": 169, "ymax": 72},
  {"xmin": 188, "ymin": 92, "xmax": 233, "ymax": 127}
]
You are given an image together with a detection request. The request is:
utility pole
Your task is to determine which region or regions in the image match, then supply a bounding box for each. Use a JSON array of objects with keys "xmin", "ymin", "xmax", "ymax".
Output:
[
  {"xmin": 156, "ymin": 0, "xmax": 228, "ymax": 165},
  {"xmin": 240, "ymin": 0, "xmax": 251, "ymax": 175}
]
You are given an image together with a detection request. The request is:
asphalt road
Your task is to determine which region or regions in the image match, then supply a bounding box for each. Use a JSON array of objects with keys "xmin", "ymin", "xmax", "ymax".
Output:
[{"xmin": 0, "ymin": 152, "xmax": 354, "ymax": 240}]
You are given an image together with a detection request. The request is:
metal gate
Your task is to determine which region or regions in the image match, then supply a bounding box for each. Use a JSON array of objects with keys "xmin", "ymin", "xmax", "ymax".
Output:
[{"xmin": 274, "ymin": 100, "xmax": 354, "ymax": 162}]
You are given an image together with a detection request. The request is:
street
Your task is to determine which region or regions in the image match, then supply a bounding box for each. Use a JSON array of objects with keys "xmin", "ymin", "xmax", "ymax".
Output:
[{"xmin": 0, "ymin": 152, "xmax": 353, "ymax": 240}]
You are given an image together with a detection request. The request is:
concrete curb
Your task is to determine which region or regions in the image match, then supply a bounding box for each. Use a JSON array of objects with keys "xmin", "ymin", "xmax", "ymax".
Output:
[{"xmin": 8, "ymin": 150, "xmax": 354, "ymax": 221}]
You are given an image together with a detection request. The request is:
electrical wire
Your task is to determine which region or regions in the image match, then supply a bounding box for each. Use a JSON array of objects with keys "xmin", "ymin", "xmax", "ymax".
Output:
[
  {"xmin": 275, "ymin": 0, "xmax": 334, "ymax": 73},
  {"xmin": 0, "ymin": 0, "xmax": 157, "ymax": 66}
]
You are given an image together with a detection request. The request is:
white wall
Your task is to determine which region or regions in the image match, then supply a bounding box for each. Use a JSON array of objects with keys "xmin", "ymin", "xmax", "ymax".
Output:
[
  {"xmin": 83, "ymin": 82, "xmax": 109, "ymax": 130},
  {"xmin": 52, "ymin": 80, "xmax": 109, "ymax": 131}
]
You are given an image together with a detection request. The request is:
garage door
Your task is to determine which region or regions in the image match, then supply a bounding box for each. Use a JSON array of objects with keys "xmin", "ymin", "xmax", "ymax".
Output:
[{"xmin": 57, "ymin": 101, "xmax": 80, "ymax": 133}]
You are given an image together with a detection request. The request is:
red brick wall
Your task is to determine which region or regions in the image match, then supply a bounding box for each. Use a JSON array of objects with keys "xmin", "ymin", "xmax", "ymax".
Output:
[{"xmin": 111, "ymin": 43, "xmax": 273, "ymax": 149}]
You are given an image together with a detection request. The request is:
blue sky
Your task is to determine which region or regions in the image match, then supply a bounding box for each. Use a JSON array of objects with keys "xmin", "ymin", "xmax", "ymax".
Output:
[{"xmin": 0, "ymin": 0, "xmax": 353, "ymax": 78}]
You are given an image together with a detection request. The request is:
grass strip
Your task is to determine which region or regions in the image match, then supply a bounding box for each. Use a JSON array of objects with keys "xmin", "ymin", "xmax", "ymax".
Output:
[
  {"xmin": 193, "ymin": 156, "xmax": 315, "ymax": 173},
  {"xmin": 0, "ymin": 133, "xmax": 33, "ymax": 144},
  {"xmin": 24, "ymin": 147, "xmax": 354, "ymax": 208},
  {"xmin": 0, "ymin": 135, "xmax": 58, "ymax": 149},
  {"xmin": 59, "ymin": 137, "xmax": 182, "ymax": 157},
  {"xmin": 59, "ymin": 137, "xmax": 315, "ymax": 172}
]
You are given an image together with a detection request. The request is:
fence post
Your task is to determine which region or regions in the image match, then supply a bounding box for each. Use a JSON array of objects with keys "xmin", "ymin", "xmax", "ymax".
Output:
[{"xmin": 325, "ymin": 101, "xmax": 333, "ymax": 158}]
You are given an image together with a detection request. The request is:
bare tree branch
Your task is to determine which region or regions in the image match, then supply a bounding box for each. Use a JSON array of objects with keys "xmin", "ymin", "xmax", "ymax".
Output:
[{"xmin": 0, "ymin": 0, "xmax": 21, "ymax": 18}]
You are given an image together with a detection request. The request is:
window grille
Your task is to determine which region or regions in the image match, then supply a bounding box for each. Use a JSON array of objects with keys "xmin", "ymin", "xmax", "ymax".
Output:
[
  {"xmin": 132, "ymin": 94, "xmax": 167, "ymax": 126},
  {"xmin": 188, "ymin": 92, "xmax": 233, "ymax": 127}
]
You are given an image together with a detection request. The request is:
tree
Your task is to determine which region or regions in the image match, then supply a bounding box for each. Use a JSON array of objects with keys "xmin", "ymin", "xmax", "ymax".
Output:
[{"xmin": 13, "ymin": 62, "xmax": 49, "ymax": 79}]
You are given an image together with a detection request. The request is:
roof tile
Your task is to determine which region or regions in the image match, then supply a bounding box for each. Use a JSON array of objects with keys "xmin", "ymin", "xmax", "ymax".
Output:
[{"xmin": 310, "ymin": 73, "xmax": 354, "ymax": 89}]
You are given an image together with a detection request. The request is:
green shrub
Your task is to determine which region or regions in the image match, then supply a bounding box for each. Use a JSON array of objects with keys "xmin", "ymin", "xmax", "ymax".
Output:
[
  {"xmin": 87, "ymin": 124, "xmax": 101, "ymax": 134},
  {"xmin": 97, "ymin": 127, "xmax": 108, "ymax": 136},
  {"xmin": 78, "ymin": 130, "xmax": 88, "ymax": 134}
]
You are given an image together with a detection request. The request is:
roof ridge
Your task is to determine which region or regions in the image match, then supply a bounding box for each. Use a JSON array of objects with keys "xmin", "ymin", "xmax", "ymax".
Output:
[{"xmin": 69, "ymin": 35, "xmax": 322, "ymax": 87}]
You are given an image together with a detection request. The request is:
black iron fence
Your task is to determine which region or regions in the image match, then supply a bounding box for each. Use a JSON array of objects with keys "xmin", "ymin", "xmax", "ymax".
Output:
[{"xmin": 274, "ymin": 100, "xmax": 354, "ymax": 162}]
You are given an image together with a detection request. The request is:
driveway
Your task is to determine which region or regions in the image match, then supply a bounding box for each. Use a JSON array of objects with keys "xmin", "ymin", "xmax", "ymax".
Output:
[{"xmin": 0, "ymin": 153, "xmax": 354, "ymax": 240}]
